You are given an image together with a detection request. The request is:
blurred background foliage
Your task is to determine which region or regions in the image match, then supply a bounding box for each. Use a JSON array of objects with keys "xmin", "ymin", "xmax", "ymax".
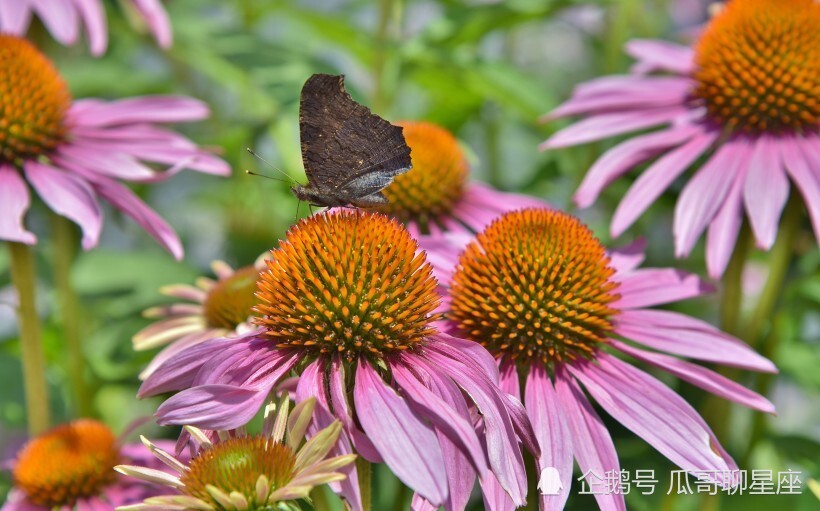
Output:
[{"xmin": 1, "ymin": 0, "xmax": 818, "ymax": 509}]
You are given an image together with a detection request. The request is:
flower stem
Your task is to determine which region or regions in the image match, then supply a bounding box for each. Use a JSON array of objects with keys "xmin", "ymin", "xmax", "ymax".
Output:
[
  {"xmin": 309, "ymin": 486, "xmax": 331, "ymax": 511},
  {"xmin": 51, "ymin": 214, "xmax": 94, "ymax": 417},
  {"xmin": 719, "ymin": 223, "xmax": 750, "ymax": 336},
  {"xmin": 7, "ymin": 242, "xmax": 51, "ymax": 435},
  {"xmin": 372, "ymin": 0, "xmax": 400, "ymax": 114},
  {"xmin": 357, "ymin": 457, "xmax": 372, "ymax": 511}
]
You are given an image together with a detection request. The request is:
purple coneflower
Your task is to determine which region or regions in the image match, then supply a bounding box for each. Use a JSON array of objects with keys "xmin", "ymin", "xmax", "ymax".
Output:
[
  {"xmin": 139, "ymin": 210, "xmax": 536, "ymax": 511},
  {"xmin": 134, "ymin": 260, "xmax": 262, "ymax": 380},
  {"xmin": 422, "ymin": 208, "xmax": 777, "ymax": 511},
  {"xmin": 2, "ymin": 419, "xmax": 176, "ymax": 511},
  {"xmin": 541, "ymin": 0, "xmax": 819, "ymax": 278},
  {"xmin": 0, "ymin": 35, "xmax": 229, "ymax": 259},
  {"xmin": 377, "ymin": 121, "xmax": 547, "ymax": 236},
  {"xmin": 0, "ymin": 0, "xmax": 171, "ymax": 55},
  {"xmin": 115, "ymin": 395, "xmax": 355, "ymax": 511}
]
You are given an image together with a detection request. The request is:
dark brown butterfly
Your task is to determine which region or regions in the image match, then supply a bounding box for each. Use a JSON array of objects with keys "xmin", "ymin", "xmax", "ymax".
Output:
[{"xmin": 291, "ymin": 74, "xmax": 412, "ymax": 208}]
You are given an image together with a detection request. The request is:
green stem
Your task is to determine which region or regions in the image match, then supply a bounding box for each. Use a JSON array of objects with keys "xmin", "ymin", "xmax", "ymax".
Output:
[
  {"xmin": 372, "ymin": 0, "xmax": 395, "ymax": 113},
  {"xmin": 51, "ymin": 214, "xmax": 93, "ymax": 417},
  {"xmin": 742, "ymin": 315, "xmax": 781, "ymax": 467},
  {"xmin": 309, "ymin": 486, "xmax": 331, "ymax": 511},
  {"xmin": 392, "ymin": 480, "xmax": 408, "ymax": 511},
  {"xmin": 741, "ymin": 198, "xmax": 802, "ymax": 348},
  {"xmin": 719, "ymin": 223, "xmax": 750, "ymax": 336},
  {"xmin": 356, "ymin": 458, "xmax": 372, "ymax": 511},
  {"xmin": 8, "ymin": 242, "xmax": 51, "ymax": 435}
]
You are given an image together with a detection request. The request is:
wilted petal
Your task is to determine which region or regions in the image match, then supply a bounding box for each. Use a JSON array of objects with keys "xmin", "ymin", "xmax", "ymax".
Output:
[{"xmin": 0, "ymin": 165, "xmax": 36, "ymax": 244}]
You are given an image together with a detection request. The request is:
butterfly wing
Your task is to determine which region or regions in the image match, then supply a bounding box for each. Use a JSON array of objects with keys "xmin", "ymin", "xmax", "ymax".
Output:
[{"xmin": 299, "ymin": 74, "xmax": 411, "ymax": 198}]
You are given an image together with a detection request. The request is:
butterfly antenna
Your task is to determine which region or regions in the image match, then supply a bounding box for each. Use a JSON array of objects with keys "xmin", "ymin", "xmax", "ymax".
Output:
[
  {"xmin": 246, "ymin": 148, "xmax": 298, "ymax": 184},
  {"xmin": 244, "ymin": 169, "xmax": 288, "ymax": 183}
]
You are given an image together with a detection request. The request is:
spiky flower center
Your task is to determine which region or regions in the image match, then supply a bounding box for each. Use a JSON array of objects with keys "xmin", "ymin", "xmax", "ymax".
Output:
[
  {"xmin": 449, "ymin": 209, "xmax": 620, "ymax": 366},
  {"xmin": 692, "ymin": 0, "xmax": 819, "ymax": 134},
  {"xmin": 377, "ymin": 121, "xmax": 468, "ymax": 227},
  {"xmin": 12, "ymin": 420, "xmax": 120, "ymax": 507},
  {"xmin": 181, "ymin": 437, "xmax": 296, "ymax": 510},
  {"xmin": 203, "ymin": 266, "xmax": 262, "ymax": 330},
  {"xmin": 254, "ymin": 211, "xmax": 440, "ymax": 362},
  {"xmin": 0, "ymin": 35, "xmax": 70, "ymax": 164}
]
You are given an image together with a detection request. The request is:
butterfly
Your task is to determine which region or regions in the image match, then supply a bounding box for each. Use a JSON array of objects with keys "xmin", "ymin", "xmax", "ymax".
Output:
[{"xmin": 291, "ymin": 73, "xmax": 412, "ymax": 208}]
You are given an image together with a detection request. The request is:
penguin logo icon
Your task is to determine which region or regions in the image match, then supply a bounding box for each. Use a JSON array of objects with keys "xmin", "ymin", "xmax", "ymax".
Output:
[{"xmin": 538, "ymin": 467, "xmax": 563, "ymax": 495}]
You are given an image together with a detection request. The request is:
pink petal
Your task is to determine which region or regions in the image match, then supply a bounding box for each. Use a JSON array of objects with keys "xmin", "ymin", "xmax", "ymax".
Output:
[
  {"xmin": 612, "ymin": 131, "xmax": 717, "ymax": 236},
  {"xmin": 610, "ymin": 340, "xmax": 775, "ymax": 413},
  {"xmin": 74, "ymin": 0, "xmax": 107, "ymax": 55},
  {"xmin": 743, "ymin": 135, "xmax": 790, "ymax": 249},
  {"xmin": 138, "ymin": 330, "xmax": 220, "ymax": 380},
  {"xmin": 137, "ymin": 337, "xmax": 236, "ymax": 397},
  {"xmin": 625, "ymin": 39, "xmax": 695, "ymax": 75},
  {"xmin": 481, "ymin": 472, "xmax": 518, "ymax": 511},
  {"xmin": 24, "ymin": 161, "xmax": 102, "ymax": 250},
  {"xmin": 69, "ymin": 96, "xmax": 209, "ymax": 127},
  {"xmin": 132, "ymin": 0, "xmax": 172, "ymax": 48},
  {"xmin": 29, "ymin": 0, "xmax": 79, "ymax": 44},
  {"xmin": 525, "ymin": 365, "xmax": 573, "ymax": 511},
  {"xmin": 428, "ymin": 333, "xmax": 500, "ymax": 382},
  {"xmin": 614, "ymin": 268, "xmax": 712, "ymax": 309},
  {"xmin": 573, "ymin": 125, "xmax": 700, "ymax": 208},
  {"xmin": 498, "ymin": 359, "xmax": 520, "ymax": 400},
  {"xmin": 548, "ymin": 79, "xmax": 690, "ymax": 119},
  {"xmin": 607, "ymin": 238, "xmax": 646, "ymax": 273},
  {"xmin": 353, "ymin": 360, "xmax": 448, "ymax": 505},
  {"xmin": 674, "ymin": 138, "xmax": 749, "ymax": 257},
  {"xmin": 614, "ymin": 310, "xmax": 776, "ymax": 373},
  {"xmin": 90, "ymin": 176, "xmax": 183, "ymax": 260},
  {"xmin": 554, "ymin": 367, "xmax": 626, "ymax": 511},
  {"xmin": 0, "ymin": 165, "xmax": 36, "ymax": 244},
  {"xmin": 569, "ymin": 354, "xmax": 737, "ymax": 480},
  {"xmin": 541, "ymin": 107, "xmax": 688, "ymax": 150},
  {"xmin": 706, "ymin": 170, "xmax": 746, "ymax": 279},
  {"xmin": 781, "ymin": 136, "xmax": 820, "ymax": 242},
  {"xmin": 328, "ymin": 356, "xmax": 383, "ymax": 463},
  {"xmin": 0, "ymin": 1, "xmax": 33, "ymax": 35},
  {"xmin": 55, "ymin": 143, "xmax": 160, "ymax": 181},
  {"xmin": 156, "ymin": 383, "xmax": 274, "ymax": 429}
]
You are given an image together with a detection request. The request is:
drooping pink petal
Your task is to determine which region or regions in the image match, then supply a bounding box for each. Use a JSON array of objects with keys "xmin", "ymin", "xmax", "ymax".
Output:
[
  {"xmin": 674, "ymin": 138, "xmax": 750, "ymax": 257},
  {"xmin": 706, "ymin": 169, "xmax": 746, "ymax": 279},
  {"xmin": 573, "ymin": 125, "xmax": 700, "ymax": 208},
  {"xmin": 410, "ymin": 494, "xmax": 438, "ymax": 511},
  {"xmin": 610, "ymin": 340, "xmax": 775, "ymax": 413},
  {"xmin": 553, "ymin": 367, "xmax": 625, "ymax": 511},
  {"xmin": 614, "ymin": 268, "xmax": 712, "ymax": 309},
  {"xmin": 781, "ymin": 135, "xmax": 820, "ymax": 242},
  {"xmin": 328, "ymin": 356, "xmax": 383, "ymax": 463},
  {"xmin": 353, "ymin": 360, "xmax": 448, "ymax": 505},
  {"xmin": 0, "ymin": 165, "xmax": 36, "ymax": 244},
  {"xmin": 614, "ymin": 311, "xmax": 776, "ymax": 373},
  {"xmin": 612, "ymin": 131, "xmax": 717, "ymax": 236},
  {"xmin": 90, "ymin": 176, "xmax": 183, "ymax": 260},
  {"xmin": 569, "ymin": 354, "xmax": 737, "ymax": 482},
  {"xmin": 498, "ymin": 359, "xmax": 520, "ymax": 400},
  {"xmin": 428, "ymin": 333, "xmax": 500, "ymax": 382},
  {"xmin": 73, "ymin": 0, "xmax": 107, "ymax": 55},
  {"xmin": 0, "ymin": 1, "xmax": 32, "ymax": 35},
  {"xmin": 138, "ymin": 330, "xmax": 221, "ymax": 380},
  {"xmin": 137, "ymin": 337, "xmax": 238, "ymax": 397},
  {"xmin": 24, "ymin": 161, "xmax": 103, "ymax": 249},
  {"xmin": 132, "ymin": 0, "xmax": 172, "ymax": 48},
  {"xmin": 451, "ymin": 183, "xmax": 550, "ymax": 233},
  {"xmin": 155, "ymin": 384, "xmax": 274, "ymax": 430},
  {"xmin": 69, "ymin": 97, "xmax": 209, "ymax": 127},
  {"xmin": 132, "ymin": 316, "xmax": 206, "ymax": 350},
  {"xmin": 525, "ymin": 365, "xmax": 573, "ymax": 511},
  {"xmin": 625, "ymin": 39, "xmax": 695, "ymax": 75},
  {"xmin": 541, "ymin": 107, "xmax": 688, "ymax": 150},
  {"xmin": 55, "ymin": 143, "xmax": 161, "ymax": 181},
  {"xmin": 743, "ymin": 135, "xmax": 790, "ymax": 249},
  {"xmin": 481, "ymin": 472, "xmax": 518, "ymax": 511},
  {"xmin": 29, "ymin": 0, "xmax": 79, "ymax": 44},
  {"xmin": 607, "ymin": 238, "xmax": 646, "ymax": 273}
]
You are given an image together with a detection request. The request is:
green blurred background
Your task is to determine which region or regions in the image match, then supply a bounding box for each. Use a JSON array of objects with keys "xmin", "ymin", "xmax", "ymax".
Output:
[{"xmin": 1, "ymin": 1, "xmax": 818, "ymax": 509}]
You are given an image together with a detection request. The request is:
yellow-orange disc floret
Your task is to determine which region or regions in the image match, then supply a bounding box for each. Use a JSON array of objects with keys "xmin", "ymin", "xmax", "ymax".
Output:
[
  {"xmin": 378, "ymin": 121, "xmax": 468, "ymax": 224},
  {"xmin": 203, "ymin": 266, "xmax": 262, "ymax": 330},
  {"xmin": 181, "ymin": 437, "xmax": 296, "ymax": 507},
  {"xmin": 692, "ymin": 0, "xmax": 819, "ymax": 135},
  {"xmin": 254, "ymin": 211, "xmax": 441, "ymax": 361},
  {"xmin": 450, "ymin": 209, "xmax": 620, "ymax": 366},
  {"xmin": 12, "ymin": 420, "xmax": 120, "ymax": 507},
  {"xmin": 0, "ymin": 35, "xmax": 70, "ymax": 164}
]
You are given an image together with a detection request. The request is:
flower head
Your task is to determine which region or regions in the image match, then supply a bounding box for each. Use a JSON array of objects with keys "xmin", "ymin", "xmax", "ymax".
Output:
[
  {"xmin": 542, "ymin": 0, "xmax": 819, "ymax": 277},
  {"xmin": 423, "ymin": 208, "xmax": 777, "ymax": 510},
  {"xmin": 377, "ymin": 121, "xmax": 548, "ymax": 236},
  {"xmin": 134, "ymin": 260, "xmax": 262, "ymax": 379},
  {"xmin": 0, "ymin": 35, "xmax": 229, "ymax": 258},
  {"xmin": 115, "ymin": 396, "xmax": 355, "ymax": 511},
  {"xmin": 140, "ymin": 210, "xmax": 537, "ymax": 511},
  {"xmin": 0, "ymin": 0, "xmax": 172, "ymax": 56},
  {"xmin": 2, "ymin": 419, "xmax": 173, "ymax": 511}
]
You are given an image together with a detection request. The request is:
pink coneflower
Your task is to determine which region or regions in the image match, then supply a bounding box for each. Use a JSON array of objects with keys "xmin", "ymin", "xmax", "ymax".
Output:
[
  {"xmin": 422, "ymin": 208, "xmax": 777, "ymax": 511},
  {"xmin": 115, "ymin": 396, "xmax": 355, "ymax": 511},
  {"xmin": 2, "ymin": 419, "xmax": 177, "ymax": 511},
  {"xmin": 0, "ymin": 0, "xmax": 172, "ymax": 56},
  {"xmin": 377, "ymin": 121, "xmax": 547, "ymax": 236},
  {"xmin": 541, "ymin": 0, "xmax": 819, "ymax": 278},
  {"xmin": 134, "ymin": 260, "xmax": 262, "ymax": 380},
  {"xmin": 139, "ymin": 211, "xmax": 537, "ymax": 511},
  {"xmin": 0, "ymin": 35, "xmax": 229, "ymax": 259}
]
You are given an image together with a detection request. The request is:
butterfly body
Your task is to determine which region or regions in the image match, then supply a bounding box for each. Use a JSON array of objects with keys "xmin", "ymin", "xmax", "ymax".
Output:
[{"xmin": 294, "ymin": 73, "xmax": 411, "ymax": 208}]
